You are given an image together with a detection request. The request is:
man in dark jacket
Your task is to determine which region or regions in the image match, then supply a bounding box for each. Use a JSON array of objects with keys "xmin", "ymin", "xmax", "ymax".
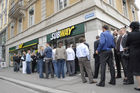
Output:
[
  {"xmin": 44, "ymin": 42, "xmax": 54, "ymax": 79},
  {"xmin": 13, "ymin": 53, "xmax": 19, "ymax": 72},
  {"xmin": 93, "ymin": 36, "xmax": 100, "ymax": 78}
]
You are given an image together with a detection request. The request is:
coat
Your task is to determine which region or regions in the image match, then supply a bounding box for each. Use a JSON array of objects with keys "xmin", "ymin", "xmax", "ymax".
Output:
[{"xmin": 126, "ymin": 31, "xmax": 140, "ymax": 75}]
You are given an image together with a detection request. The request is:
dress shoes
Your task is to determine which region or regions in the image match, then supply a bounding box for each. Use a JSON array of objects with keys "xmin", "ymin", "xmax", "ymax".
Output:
[
  {"xmin": 108, "ymin": 82, "xmax": 116, "ymax": 85},
  {"xmin": 134, "ymin": 88, "xmax": 140, "ymax": 91},
  {"xmin": 96, "ymin": 83, "xmax": 105, "ymax": 87}
]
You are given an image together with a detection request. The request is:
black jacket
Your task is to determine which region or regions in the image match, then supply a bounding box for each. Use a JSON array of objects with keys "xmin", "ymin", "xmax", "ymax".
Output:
[
  {"xmin": 94, "ymin": 40, "xmax": 100, "ymax": 54},
  {"xmin": 126, "ymin": 31, "xmax": 140, "ymax": 74},
  {"xmin": 36, "ymin": 52, "xmax": 44, "ymax": 60}
]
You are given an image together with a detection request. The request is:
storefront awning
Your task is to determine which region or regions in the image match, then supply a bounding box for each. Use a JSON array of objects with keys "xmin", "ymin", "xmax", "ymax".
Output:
[
  {"xmin": 9, "ymin": 46, "xmax": 16, "ymax": 52},
  {"xmin": 23, "ymin": 39, "xmax": 38, "ymax": 48}
]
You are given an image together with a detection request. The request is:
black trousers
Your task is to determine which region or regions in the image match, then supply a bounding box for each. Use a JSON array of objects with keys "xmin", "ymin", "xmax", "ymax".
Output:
[
  {"xmin": 120, "ymin": 52, "xmax": 129, "ymax": 78},
  {"xmin": 114, "ymin": 49, "xmax": 121, "ymax": 77},
  {"xmin": 94, "ymin": 54, "xmax": 100, "ymax": 78},
  {"xmin": 32, "ymin": 62, "xmax": 36, "ymax": 73},
  {"xmin": 99, "ymin": 50, "xmax": 116, "ymax": 85}
]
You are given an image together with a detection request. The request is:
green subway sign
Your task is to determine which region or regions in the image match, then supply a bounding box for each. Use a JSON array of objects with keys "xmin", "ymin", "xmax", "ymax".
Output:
[{"xmin": 47, "ymin": 23, "xmax": 85, "ymax": 42}]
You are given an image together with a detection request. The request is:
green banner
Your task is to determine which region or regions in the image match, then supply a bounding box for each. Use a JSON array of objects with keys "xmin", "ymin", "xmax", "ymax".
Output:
[
  {"xmin": 47, "ymin": 23, "xmax": 85, "ymax": 42},
  {"xmin": 23, "ymin": 39, "xmax": 38, "ymax": 48},
  {"xmin": 9, "ymin": 46, "xmax": 16, "ymax": 52}
]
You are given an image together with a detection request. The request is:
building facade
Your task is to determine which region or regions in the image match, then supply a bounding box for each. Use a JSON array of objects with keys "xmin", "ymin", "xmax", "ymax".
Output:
[
  {"xmin": 6, "ymin": 0, "xmax": 139, "ymax": 67},
  {"xmin": 0, "ymin": 0, "xmax": 9, "ymax": 62}
]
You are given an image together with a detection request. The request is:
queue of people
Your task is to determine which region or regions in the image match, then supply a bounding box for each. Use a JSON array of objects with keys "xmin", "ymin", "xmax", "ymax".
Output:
[{"xmin": 12, "ymin": 21, "xmax": 140, "ymax": 91}]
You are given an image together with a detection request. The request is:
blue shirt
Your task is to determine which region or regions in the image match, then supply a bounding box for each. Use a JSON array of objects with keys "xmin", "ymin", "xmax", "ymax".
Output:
[
  {"xmin": 97, "ymin": 30, "xmax": 115, "ymax": 52},
  {"xmin": 26, "ymin": 53, "xmax": 31, "ymax": 62},
  {"xmin": 44, "ymin": 46, "xmax": 52, "ymax": 58}
]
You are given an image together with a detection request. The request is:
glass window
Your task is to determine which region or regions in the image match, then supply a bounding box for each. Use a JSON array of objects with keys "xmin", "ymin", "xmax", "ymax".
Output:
[
  {"xmin": 131, "ymin": 6, "xmax": 136, "ymax": 21},
  {"xmin": 122, "ymin": 0, "xmax": 128, "ymax": 17},
  {"xmin": 18, "ymin": 18, "xmax": 22, "ymax": 33},
  {"xmin": 58, "ymin": 0, "xmax": 68, "ymax": 10},
  {"xmin": 29, "ymin": 8, "xmax": 34, "ymax": 27},
  {"xmin": 4, "ymin": 12, "xmax": 7, "ymax": 24},
  {"xmin": 10, "ymin": 23, "xmax": 14, "ymax": 38}
]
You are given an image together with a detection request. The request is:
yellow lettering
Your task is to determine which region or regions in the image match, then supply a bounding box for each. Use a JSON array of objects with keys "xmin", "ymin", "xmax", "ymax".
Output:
[
  {"xmin": 68, "ymin": 26, "xmax": 75, "ymax": 35},
  {"xmin": 60, "ymin": 30, "xmax": 64, "ymax": 37},
  {"xmin": 65, "ymin": 28, "xmax": 69, "ymax": 36}
]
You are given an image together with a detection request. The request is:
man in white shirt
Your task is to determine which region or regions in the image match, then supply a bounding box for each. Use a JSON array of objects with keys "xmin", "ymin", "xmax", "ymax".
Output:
[
  {"xmin": 66, "ymin": 44, "xmax": 75, "ymax": 76},
  {"xmin": 76, "ymin": 37, "xmax": 96, "ymax": 84}
]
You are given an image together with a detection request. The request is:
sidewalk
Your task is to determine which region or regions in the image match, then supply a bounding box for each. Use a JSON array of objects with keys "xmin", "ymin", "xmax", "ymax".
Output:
[{"xmin": 0, "ymin": 67, "xmax": 139, "ymax": 93}]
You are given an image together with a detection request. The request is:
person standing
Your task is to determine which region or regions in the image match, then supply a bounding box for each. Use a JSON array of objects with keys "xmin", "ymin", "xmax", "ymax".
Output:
[
  {"xmin": 44, "ymin": 43, "xmax": 54, "ymax": 79},
  {"xmin": 119, "ymin": 27, "xmax": 130, "ymax": 84},
  {"xmin": 52, "ymin": 46, "xmax": 58, "ymax": 77},
  {"xmin": 66, "ymin": 44, "xmax": 75, "ymax": 76},
  {"xmin": 113, "ymin": 30, "xmax": 122, "ymax": 78},
  {"xmin": 13, "ymin": 53, "xmax": 18, "ymax": 72},
  {"xmin": 126, "ymin": 21, "xmax": 140, "ymax": 91},
  {"xmin": 31, "ymin": 52, "xmax": 37, "ymax": 73},
  {"xmin": 93, "ymin": 36, "xmax": 100, "ymax": 79},
  {"xmin": 96, "ymin": 25, "xmax": 116, "ymax": 87},
  {"xmin": 36, "ymin": 46, "xmax": 44, "ymax": 78},
  {"xmin": 55, "ymin": 42, "xmax": 67, "ymax": 78},
  {"xmin": 21, "ymin": 51, "xmax": 26, "ymax": 74},
  {"xmin": 17, "ymin": 54, "xmax": 21, "ymax": 72},
  {"xmin": 76, "ymin": 37, "xmax": 96, "ymax": 84},
  {"xmin": 26, "ymin": 50, "xmax": 32, "ymax": 74}
]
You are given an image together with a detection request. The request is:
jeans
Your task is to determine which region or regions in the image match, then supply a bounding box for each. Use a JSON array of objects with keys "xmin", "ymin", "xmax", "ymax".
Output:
[
  {"xmin": 57, "ymin": 59, "xmax": 65, "ymax": 78},
  {"xmin": 26, "ymin": 62, "xmax": 31, "ymax": 74},
  {"xmin": 52, "ymin": 60, "xmax": 58, "ymax": 77},
  {"xmin": 38, "ymin": 59, "xmax": 44, "ymax": 78}
]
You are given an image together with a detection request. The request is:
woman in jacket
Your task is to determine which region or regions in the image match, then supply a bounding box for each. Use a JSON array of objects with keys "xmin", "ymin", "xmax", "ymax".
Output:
[
  {"xmin": 126, "ymin": 21, "xmax": 140, "ymax": 91},
  {"xmin": 36, "ymin": 46, "xmax": 44, "ymax": 78},
  {"xmin": 31, "ymin": 52, "xmax": 37, "ymax": 73}
]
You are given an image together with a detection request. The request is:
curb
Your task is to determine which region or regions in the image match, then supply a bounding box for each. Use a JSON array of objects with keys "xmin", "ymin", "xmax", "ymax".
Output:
[{"xmin": 0, "ymin": 76, "xmax": 73, "ymax": 93}]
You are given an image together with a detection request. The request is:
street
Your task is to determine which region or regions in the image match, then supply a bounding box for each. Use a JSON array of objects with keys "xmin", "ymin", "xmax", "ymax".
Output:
[
  {"xmin": 0, "ymin": 68, "xmax": 140, "ymax": 93},
  {"xmin": 0, "ymin": 79, "xmax": 40, "ymax": 93}
]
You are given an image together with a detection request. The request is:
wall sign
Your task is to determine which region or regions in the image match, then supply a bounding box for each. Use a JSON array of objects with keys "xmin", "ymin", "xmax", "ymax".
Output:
[
  {"xmin": 50, "ymin": 26, "xmax": 75, "ymax": 41},
  {"xmin": 47, "ymin": 23, "xmax": 85, "ymax": 42}
]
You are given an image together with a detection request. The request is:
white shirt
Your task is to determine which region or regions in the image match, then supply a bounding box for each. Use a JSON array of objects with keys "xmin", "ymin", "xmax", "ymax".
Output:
[
  {"xmin": 66, "ymin": 48, "xmax": 75, "ymax": 61},
  {"xmin": 76, "ymin": 43, "xmax": 90, "ymax": 60},
  {"xmin": 52, "ymin": 49, "xmax": 56, "ymax": 60},
  {"xmin": 120, "ymin": 35, "xmax": 125, "ymax": 52}
]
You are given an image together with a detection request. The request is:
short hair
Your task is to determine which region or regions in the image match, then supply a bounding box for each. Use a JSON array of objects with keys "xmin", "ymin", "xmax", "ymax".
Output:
[
  {"xmin": 96, "ymin": 36, "xmax": 100, "ymax": 39},
  {"xmin": 46, "ymin": 42, "xmax": 51, "ymax": 45},
  {"xmin": 79, "ymin": 37, "xmax": 85, "ymax": 43},
  {"xmin": 102, "ymin": 25, "xmax": 109, "ymax": 30}
]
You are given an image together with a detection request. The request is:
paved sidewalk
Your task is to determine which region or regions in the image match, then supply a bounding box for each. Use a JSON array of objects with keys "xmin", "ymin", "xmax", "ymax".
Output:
[{"xmin": 0, "ymin": 67, "xmax": 139, "ymax": 93}]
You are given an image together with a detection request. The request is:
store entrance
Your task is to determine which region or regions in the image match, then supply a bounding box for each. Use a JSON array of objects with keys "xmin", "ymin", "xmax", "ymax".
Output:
[{"xmin": 56, "ymin": 34, "xmax": 84, "ymax": 48}]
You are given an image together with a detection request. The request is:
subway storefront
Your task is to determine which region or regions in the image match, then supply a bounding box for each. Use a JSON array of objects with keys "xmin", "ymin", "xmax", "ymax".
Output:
[
  {"xmin": 9, "ymin": 39, "xmax": 38, "ymax": 66},
  {"xmin": 47, "ymin": 23, "xmax": 85, "ymax": 48}
]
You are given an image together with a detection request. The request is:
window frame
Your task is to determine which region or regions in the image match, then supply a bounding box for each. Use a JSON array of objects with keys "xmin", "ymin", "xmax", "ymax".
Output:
[
  {"xmin": 28, "ymin": 5, "xmax": 35, "ymax": 28},
  {"xmin": 122, "ymin": 0, "xmax": 128, "ymax": 17},
  {"xmin": 10, "ymin": 22, "xmax": 15, "ymax": 38},
  {"xmin": 58, "ymin": 0, "xmax": 69, "ymax": 10},
  {"xmin": 17, "ymin": 18, "xmax": 23, "ymax": 34}
]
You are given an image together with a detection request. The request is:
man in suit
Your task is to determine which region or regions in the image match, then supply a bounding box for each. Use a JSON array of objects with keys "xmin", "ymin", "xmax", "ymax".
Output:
[
  {"xmin": 93, "ymin": 36, "xmax": 100, "ymax": 78},
  {"xmin": 113, "ymin": 30, "xmax": 122, "ymax": 78},
  {"xmin": 120, "ymin": 27, "xmax": 134, "ymax": 85}
]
